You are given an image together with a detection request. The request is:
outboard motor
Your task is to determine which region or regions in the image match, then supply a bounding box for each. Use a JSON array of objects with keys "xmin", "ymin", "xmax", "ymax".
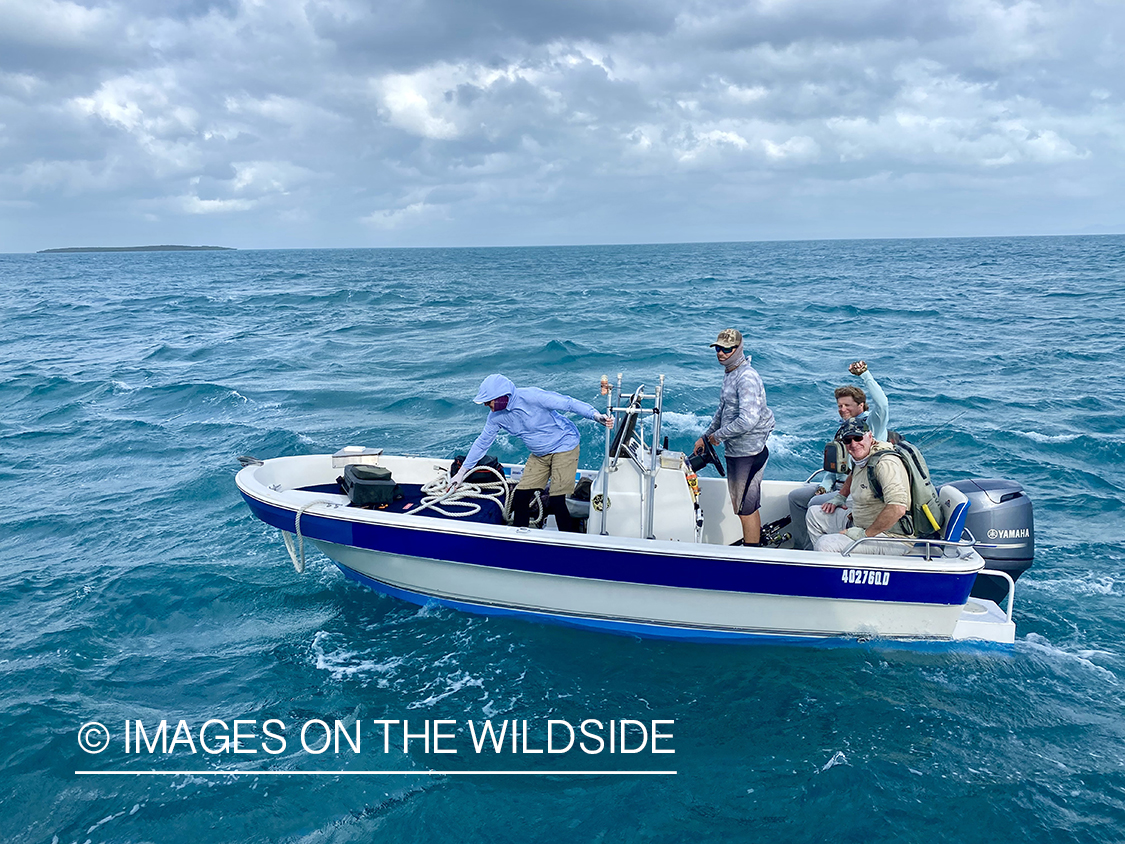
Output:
[{"xmin": 948, "ymin": 479, "xmax": 1034, "ymax": 602}]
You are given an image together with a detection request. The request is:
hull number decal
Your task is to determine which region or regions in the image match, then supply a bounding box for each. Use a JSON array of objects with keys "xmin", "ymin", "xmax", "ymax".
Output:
[{"xmin": 842, "ymin": 569, "xmax": 890, "ymax": 586}]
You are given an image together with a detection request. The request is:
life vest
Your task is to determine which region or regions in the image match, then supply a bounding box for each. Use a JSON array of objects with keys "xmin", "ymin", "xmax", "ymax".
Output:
[{"xmin": 866, "ymin": 439, "xmax": 943, "ymax": 539}]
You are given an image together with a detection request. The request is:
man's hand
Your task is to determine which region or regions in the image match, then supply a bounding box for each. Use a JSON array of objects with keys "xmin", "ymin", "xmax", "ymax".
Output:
[
  {"xmin": 849, "ymin": 360, "xmax": 868, "ymax": 376},
  {"xmin": 449, "ymin": 466, "xmax": 469, "ymax": 491},
  {"xmin": 595, "ymin": 412, "xmax": 614, "ymax": 428},
  {"xmin": 821, "ymin": 493, "xmax": 848, "ymax": 514}
]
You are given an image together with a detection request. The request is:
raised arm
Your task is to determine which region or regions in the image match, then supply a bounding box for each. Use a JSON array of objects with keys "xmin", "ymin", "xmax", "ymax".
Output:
[{"xmin": 849, "ymin": 361, "xmax": 889, "ymax": 442}]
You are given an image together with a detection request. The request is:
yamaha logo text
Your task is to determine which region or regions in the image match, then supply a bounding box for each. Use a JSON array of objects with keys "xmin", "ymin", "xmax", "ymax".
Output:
[{"xmin": 987, "ymin": 528, "xmax": 1030, "ymax": 539}]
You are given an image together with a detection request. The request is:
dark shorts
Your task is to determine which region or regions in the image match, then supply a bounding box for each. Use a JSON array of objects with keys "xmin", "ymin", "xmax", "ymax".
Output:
[{"xmin": 726, "ymin": 447, "xmax": 769, "ymax": 516}]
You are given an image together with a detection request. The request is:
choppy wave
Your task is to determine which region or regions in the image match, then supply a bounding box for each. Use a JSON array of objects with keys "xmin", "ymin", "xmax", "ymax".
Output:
[{"xmin": 3, "ymin": 237, "xmax": 1125, "ymax": 844}]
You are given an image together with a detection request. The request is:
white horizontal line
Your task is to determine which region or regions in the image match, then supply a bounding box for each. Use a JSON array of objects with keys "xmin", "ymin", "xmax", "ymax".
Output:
[{"xmin": 76, "ymin": 770, "xmax": 676, "ymax": 776}]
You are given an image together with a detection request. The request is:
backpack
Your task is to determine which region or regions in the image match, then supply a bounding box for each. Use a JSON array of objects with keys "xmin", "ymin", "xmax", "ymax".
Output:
[
  {"xmin": 338, "ymin": 464, "xmax": 403, "ymax": 507},
  {"xmin": 866, "ymin": 440, "xmax": 944, "ymax": 539},
  {"xmin": 450, "ymin": 454, "xmax": 505, "ymax": 485}
]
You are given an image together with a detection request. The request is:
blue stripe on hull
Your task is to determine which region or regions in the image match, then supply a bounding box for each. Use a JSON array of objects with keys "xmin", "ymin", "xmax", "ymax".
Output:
[{"xmin": 241, "ymin": 493, "xmax": 976, "ymax": 607}]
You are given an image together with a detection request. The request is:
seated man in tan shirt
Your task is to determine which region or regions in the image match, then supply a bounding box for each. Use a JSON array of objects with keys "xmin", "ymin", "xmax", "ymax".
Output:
[{"xmin": 805, "ymin": 418, "xmax": 912, "ymax": 556}]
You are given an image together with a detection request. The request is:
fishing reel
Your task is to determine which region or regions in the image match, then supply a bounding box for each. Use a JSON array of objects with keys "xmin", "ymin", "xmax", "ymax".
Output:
[{"xmin": 688, "ymin": 437, "xmax": 725, "ymax": 477}]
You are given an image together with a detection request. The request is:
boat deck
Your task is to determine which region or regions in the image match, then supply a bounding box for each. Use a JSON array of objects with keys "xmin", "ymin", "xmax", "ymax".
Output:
[{"xmin": 299, "ymin": 482, "xmax": 507, "ymax": 524}]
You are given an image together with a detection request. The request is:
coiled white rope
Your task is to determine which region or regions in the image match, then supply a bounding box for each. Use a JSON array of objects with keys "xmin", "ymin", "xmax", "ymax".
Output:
[
  {"xmin": 409, "ymin": 465, "xmax": 549, "ymax": 527},
  {"xmin": 407, "ymin": 465, "xmax": 511, "ymax": 519},
  {"xmin": 418, "ymin": 465, "xmax": 547, "ymax": 527},
  {"xmin": 280, "ymin": 465, "xmax": 531, "ymax": 574},
  {"xmin": 281, "ymin": 499, "xmax": 335, "ymax": 574}
]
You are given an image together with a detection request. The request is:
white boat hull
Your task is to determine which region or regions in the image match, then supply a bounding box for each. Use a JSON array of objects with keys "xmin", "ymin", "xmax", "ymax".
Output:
[
  {"xmin": 237, "ymin": 452, "xmax": 1017, "ymax": 645},
  {"xmin": 318, "ymin": 539, "xmax": 974, "ymax": 641}
]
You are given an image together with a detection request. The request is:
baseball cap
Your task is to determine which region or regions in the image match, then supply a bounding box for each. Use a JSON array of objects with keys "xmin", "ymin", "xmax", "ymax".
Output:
[
  {"xmin": 838, "ymin": 417, "xmax": 871, "ymax": 440},
  {"xmin": 709, "ymin": 328, "xmax": 743, "ymax": 349}
]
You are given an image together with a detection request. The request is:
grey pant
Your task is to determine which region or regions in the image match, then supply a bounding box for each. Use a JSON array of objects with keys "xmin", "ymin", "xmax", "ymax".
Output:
[
  {"xmin": 806, "ymin": 505, "xmax": 911, "ymax": 556},
  {"xmin": 788, "ymin": 482, "xmax": 837, "ymax": 550},
  {"xmin": 814, "ymin": 530, "xmax": 912, "ymax": 556}
]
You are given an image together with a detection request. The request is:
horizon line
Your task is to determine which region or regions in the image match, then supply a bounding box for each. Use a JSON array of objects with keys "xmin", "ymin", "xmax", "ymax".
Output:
[
  {"xmin": 18, "ymin": 230, "xmax": 1125, "ymax": 255},
  {"xmin": 76, "ymin": 769, "xmax": 677, "ymax": 776}
]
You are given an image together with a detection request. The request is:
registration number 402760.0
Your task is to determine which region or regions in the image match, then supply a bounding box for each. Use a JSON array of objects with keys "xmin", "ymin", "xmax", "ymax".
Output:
[{"xmin": 842, "ymin": 569, "xmax": 890, "ymax": 586}]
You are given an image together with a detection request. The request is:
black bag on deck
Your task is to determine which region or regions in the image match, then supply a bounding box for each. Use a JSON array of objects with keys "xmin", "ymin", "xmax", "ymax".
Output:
[
  {"xmin": 449, "ymin": 454, "xmax": 505, "ymax": 484},
  {"xmin": 338, "ymin": 464, "xmax": 402, "ymax": 507}
]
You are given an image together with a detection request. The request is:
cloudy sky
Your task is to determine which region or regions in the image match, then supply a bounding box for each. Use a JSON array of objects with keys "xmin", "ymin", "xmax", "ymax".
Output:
[{"xmin": 1, "ymin": 0, "xmax": 1122, "ymax": 251}]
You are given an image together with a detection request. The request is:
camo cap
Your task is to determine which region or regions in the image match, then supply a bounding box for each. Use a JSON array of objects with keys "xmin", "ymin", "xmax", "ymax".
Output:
[
  {"xmin": 838, "ymin": 417, "xmax": 872, "ymax": 440},
  {"xmin": 709, "ymin": 328, "xmax": 743, "ymax": 349}
]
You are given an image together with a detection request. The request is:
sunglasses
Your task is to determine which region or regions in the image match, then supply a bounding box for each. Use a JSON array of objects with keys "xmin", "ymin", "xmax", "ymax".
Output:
[
  {"xmin": 714, "ymin": 345, "xmax": 736, "ymax": 354},
  {"xmin": 842, "ymin": 435, "xmax": 866, "ymax": 444}
]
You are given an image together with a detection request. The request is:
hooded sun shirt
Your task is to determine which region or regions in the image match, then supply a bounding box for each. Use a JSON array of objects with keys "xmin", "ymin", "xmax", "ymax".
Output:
[
  {"xmin": 703, "ymin": 345, "xmax": 775, "ymax": 458},
  {"xmin": 461, "ymin": 374, "xmax": 603, "ymax": 472}
]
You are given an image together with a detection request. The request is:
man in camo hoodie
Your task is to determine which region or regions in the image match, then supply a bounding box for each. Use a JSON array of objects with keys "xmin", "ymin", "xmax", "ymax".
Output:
[{"xmin": 693, "ymin": 329, "xmax": 775, "ymax": 546}]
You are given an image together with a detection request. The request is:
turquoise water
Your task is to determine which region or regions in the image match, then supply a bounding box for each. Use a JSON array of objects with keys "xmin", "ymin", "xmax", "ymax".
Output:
[{"xmin": 2, "ymin": 237, "xmax": 1124, "ymax": 842}]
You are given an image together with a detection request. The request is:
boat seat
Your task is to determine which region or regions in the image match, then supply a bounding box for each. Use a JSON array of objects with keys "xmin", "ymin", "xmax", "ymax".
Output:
[
  {"xmin": 938, "ymin": 483, "xmax": 971, "ymax": 546},
  {"xmin": 566, "ymin": 498, "xmax": 591, "ymax": 519},
  {"xmin": 940, "ymin": 501, "xmax": 970, "ymax": 548},
  {"xmin": 565, "ymin": 475, "xmax": 594, "ymax": 519},
  {"xmin": 908, "ymin": 484, "xmax": 972, "ymax": 558}
]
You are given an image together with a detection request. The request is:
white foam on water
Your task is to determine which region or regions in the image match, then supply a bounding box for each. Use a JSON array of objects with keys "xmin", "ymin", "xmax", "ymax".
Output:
[
  {"xmin": 659, "ymin": 411, "xmax": 711, "ymax": 436},
  {"xmin": 1031, "ymin": 574, "xmax": 1119, "ymax": 597},
  {"xmin": 408, "ymin": 670, "xmax": 486, "ymax": 709},
  {"xmin": 87, "ymin": 810, "xmax": 125, "ymax": 834},
  {"xmin": 1021, "ymin": 633, "xmax": 1120, "ymax": 684},
  {"xmin": 480, "ymin": 696, "xmax": 522, "ymax": 718},
  {"xmin": 819, "ymin": 750, "xmax": 849, "ymax": 772},
  {"xmin": 311, "ymin": 630, "xmax": 405, "ymax": 683},
  {"xmin": 1017, "ymin": 430, "xmax": 1080, "ymax": 443},
  {"xmin": 641, "ymin": 412, "xmax": 803, "ymax": 461},
  {"xmin": 765, "ymin": 431, "xmax": 803, "ymax": 459}
]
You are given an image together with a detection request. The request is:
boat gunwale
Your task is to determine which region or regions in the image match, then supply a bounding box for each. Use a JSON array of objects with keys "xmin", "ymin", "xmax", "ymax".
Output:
[{"xmin": 235, "ymin": 460, "xmax": 986, "ymax": 580}]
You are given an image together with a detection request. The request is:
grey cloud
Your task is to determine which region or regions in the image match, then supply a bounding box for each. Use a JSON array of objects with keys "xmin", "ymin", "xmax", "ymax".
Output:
[
  {"xmin": 675, "ymin": 0, "xmax": 964, "ymax": 51},
  {"xmin": 303, "ymin": 0, "xmax": 679, "ymax": 71},
  {"xmin": 2, "ymin": 0, "xmax": 1124, "ymax": 251}
]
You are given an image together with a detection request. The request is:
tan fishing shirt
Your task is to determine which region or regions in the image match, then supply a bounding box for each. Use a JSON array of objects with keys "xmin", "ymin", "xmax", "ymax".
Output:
[{"xmin": 848, "ymin": 442, "xmax": 910, "ymax": 535}]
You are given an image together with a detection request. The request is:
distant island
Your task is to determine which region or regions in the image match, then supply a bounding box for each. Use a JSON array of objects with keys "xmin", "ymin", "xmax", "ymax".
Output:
[{"xmin": 37, "ymin": 245, "xmax": 235, "ymax": 253}]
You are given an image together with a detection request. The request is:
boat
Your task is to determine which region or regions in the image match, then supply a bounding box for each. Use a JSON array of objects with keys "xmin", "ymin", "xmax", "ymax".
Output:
[{"xmin": 236, "ymin": 376, "xmax": 1034, "ymax": 645}]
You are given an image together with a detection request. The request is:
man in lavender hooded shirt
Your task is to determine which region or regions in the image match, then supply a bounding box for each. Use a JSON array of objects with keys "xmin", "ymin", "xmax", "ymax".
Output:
[{"xmin": 451, "ymin": 374, "xmax": 612, "ymax": 531}]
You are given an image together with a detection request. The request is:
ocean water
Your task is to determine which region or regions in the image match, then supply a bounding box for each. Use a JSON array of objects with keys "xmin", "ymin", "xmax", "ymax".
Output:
[{"xmin": 2, "ymin": 236, "xmax": 1124, "ymax": 843}]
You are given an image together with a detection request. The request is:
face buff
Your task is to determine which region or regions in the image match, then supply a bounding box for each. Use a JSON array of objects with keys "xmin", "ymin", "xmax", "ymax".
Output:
[{"xmin": 721, "ymin": 343, "xmax": 747, "ymax": 373}]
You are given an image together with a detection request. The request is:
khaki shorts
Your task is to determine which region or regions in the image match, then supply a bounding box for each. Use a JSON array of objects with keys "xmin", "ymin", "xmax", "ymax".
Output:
[{"xmin": 516, "ymin": 446, "xmax": 580, "ymax": 495}]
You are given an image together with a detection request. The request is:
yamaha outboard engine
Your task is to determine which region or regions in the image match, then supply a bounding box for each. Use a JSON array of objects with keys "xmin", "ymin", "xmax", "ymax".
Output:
[{"xmin": 948, "ymin": 479, "xmax": 1034, "ymax": 602}]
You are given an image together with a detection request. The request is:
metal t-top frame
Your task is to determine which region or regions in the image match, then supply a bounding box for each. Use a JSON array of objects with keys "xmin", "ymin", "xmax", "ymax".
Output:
[{"xmin": 600, "ymin": 374, "xmax": 664, "ymax": 539}]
